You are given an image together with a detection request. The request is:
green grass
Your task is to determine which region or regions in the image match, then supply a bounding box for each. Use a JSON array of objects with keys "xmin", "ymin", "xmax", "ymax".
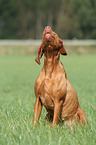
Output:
[
  {"xmin": 0, "ymin": 54, "xmax": 96, "ymax": 145},
  {"xmin": 0, "ymin": 44, "xmax": 96, "ymax": 55}
]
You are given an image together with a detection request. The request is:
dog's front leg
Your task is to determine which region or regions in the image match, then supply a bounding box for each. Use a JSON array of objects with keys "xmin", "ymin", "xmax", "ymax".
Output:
[
  {"xmin": 53, "ymin": 100, "xmax": 63, "ymax": 126},
  {"xmin": 33, "ymin": 97, "xmax": 42, "ymax": 127}
]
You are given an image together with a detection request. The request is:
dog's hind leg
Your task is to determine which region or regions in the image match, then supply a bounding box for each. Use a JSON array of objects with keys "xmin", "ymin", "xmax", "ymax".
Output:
[{"xmin": 75, "ymin": 108, "xmax": 88, "ymax": 125}]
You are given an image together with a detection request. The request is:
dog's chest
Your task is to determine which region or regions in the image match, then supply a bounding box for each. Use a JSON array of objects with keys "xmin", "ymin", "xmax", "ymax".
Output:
[{"xmin": 38, "ymin": 73, "xmax": 66, "ymax": 109}]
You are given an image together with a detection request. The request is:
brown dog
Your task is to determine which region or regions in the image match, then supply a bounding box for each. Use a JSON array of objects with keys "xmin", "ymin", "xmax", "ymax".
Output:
[{"xmin": 33, "ymin": 26, "xmax": 87, "ymax": 127}]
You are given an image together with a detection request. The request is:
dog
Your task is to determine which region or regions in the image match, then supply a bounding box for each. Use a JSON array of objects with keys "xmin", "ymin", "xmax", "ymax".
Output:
[{"xmin": 33, "ymin": 26, "xmax": 87, "ymax": 127}]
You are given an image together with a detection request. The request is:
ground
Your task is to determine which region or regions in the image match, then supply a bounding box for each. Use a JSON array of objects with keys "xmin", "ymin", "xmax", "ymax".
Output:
[{"xmin": 0, "ymin": 48, "xmax": 96, "ymax": 144}]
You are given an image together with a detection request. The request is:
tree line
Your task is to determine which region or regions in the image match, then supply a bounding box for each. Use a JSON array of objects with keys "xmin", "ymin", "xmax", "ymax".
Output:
[{"xmin": 0, "ymin": 0, "xmax": 96, "ymax": 39}]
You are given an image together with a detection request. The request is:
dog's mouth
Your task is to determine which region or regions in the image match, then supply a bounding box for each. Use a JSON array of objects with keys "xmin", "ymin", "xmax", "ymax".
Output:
[{"xmin": 44, "ymin": 33, "xmax": 54, "ymax": 42}]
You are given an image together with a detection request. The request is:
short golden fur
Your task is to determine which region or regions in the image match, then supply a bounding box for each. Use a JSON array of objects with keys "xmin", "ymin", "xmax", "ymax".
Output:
[{"xmin": 33, "ymin": 26, "xmax": 87, "ymax": 126}]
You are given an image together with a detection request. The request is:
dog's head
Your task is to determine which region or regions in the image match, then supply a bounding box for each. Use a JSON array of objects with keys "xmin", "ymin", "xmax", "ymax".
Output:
[{"xmin": 35, "ymin": 26, "xmax": 67, "ymax": 64}]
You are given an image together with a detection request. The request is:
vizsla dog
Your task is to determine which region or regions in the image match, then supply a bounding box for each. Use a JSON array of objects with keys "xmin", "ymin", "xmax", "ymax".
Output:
[{"xmin": 33, "ymin": 26, "xmax": 87, "ymax": 127}]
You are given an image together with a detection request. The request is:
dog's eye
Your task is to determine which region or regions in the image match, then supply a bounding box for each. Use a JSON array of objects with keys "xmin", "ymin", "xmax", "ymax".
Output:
[{"xmin": 51, "ymin": 36, "xmax": 54, "ymax": 39}]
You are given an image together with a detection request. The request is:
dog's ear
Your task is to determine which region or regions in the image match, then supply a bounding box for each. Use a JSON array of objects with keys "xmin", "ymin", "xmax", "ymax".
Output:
[
  {"xmin": 35, "ymin": 44, "xmax": 44, "ymax": 65},
  {"xmin": 59, "ymin": 39, "xmax": 67, "ymax": 55}
]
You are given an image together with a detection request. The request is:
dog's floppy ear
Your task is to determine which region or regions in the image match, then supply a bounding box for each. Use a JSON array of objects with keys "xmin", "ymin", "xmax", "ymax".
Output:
[
  {"xmin": 59, "ymin": 39, "xmax": 67, "ymax": 55},
  {"xmin": 35, "ymin": 44, "xmax": 44, "ymax": 65}
]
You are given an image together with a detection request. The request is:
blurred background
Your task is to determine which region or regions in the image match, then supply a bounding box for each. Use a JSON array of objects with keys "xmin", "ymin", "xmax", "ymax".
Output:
[
  {"xmin": 0, "ymin": 1, "xmax": 96, "ymax": 144},
  {"xmin": 0, "ymin": 0, "xmax": 96, "ymax": 39}
]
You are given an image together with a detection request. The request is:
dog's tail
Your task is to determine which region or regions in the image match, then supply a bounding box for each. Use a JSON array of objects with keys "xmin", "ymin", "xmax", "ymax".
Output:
[{"xmin": 75, "ymin": 107, "xmax": 88, "ymax": 125}]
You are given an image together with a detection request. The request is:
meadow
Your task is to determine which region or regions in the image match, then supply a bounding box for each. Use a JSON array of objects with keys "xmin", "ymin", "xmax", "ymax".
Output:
[{"xmin": 0, "ymin": 45, "xmax": 96, "ymax": 145}]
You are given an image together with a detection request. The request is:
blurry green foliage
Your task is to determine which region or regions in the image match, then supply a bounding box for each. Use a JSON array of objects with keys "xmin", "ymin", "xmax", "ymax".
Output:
[{"xmin": 0, "ymin": 0, "xmax": 96, "ymax": 39}]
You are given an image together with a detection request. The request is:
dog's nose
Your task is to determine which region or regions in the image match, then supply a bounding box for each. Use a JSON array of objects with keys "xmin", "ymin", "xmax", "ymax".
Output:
[{"xmin": 45, "ymin": 26, "xmax": 51, "ymax": 33}]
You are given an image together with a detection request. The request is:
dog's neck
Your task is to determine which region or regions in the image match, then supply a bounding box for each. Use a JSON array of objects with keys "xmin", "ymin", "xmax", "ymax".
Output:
[{"xmin": 43, "ymin": 48, "xmax": 60, "ymax": 78}]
